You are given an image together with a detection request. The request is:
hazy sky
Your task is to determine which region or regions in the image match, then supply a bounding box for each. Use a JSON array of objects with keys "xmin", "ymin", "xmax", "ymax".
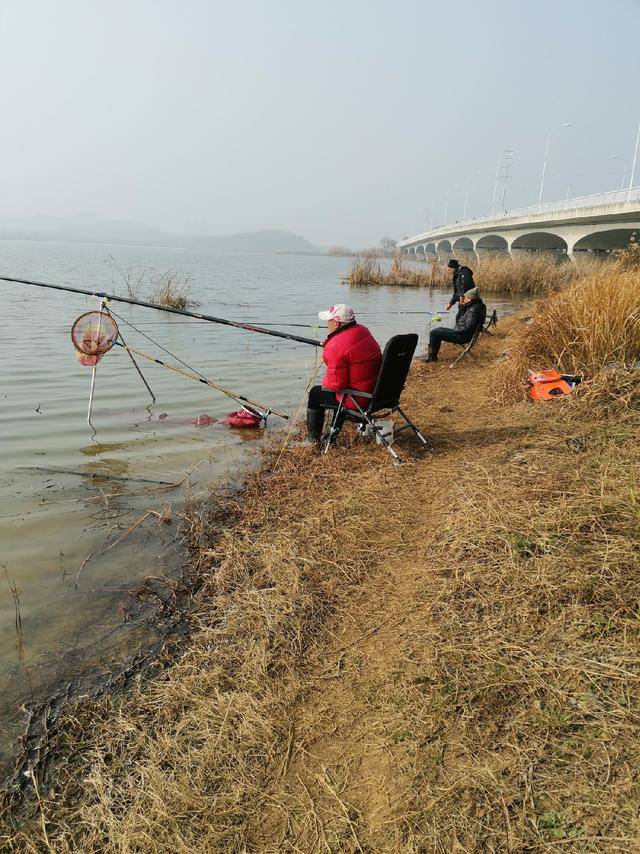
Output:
[{"xmin": 0, "ymin": 0, "xmax": 638, "ymax": 246}]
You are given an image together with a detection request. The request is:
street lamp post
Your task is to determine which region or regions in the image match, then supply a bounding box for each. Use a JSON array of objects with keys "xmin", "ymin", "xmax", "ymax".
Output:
[
  {"xmin": 538, "ymin": 122, "xmax": 572, "ymax": 207},
  {"xmin": 491, "ymin": 155, "xmax": 501, "ymax": 216},
  {"xmin": 491, "ymin": 150, "xmax": 514, "ymax": 216},
  {"xmin": 629, "ymin": 119, "xmax": 640, "ymax": 198},
  {"xmin": 499, "ymin": 154, "xmax": 514, "ymax": 212},
  {"xmin": 463, "ymin": 170, "xmax": 480, "ymax": 221}
]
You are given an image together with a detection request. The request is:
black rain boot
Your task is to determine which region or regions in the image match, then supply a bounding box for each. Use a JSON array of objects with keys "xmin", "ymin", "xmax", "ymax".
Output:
[{"xmin": 306, "ymin": 407, "xmax": 325, "ymax": 445}]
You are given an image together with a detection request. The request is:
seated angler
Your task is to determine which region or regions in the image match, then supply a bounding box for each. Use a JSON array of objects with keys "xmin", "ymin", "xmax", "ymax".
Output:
[
  {"xmin": 306, "ymin": 303, "xmax": 382, "ymax": 445},
  {"xmin": 426, "ymin": 287, "xmax": 486, "ymax": 363}
]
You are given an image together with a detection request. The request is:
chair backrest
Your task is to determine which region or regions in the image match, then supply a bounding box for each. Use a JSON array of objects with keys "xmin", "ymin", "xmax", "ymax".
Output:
[{"xmin": 368, "ymin": 333, "xmax": 418, "ymax": 412}]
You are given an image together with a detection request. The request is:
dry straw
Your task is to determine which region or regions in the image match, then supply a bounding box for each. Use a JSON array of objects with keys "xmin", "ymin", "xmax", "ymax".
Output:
[
  {"xmin": 347, "ymin": 251, "xmax": 606, "ymax": 296},
  {"xmin": 497, "ymin": 249, "xmax": 640, "ymax": 402}
]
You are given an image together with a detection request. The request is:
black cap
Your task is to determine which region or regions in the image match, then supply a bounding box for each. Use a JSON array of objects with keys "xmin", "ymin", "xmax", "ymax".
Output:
[{"xmin": 447, "ymin": 259, "xmax": 459, "ymax": 268}]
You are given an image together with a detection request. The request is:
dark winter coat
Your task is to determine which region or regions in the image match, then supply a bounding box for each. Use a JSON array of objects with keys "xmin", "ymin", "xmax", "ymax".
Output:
[
  {"xmin": 322, "ymin": 321, "xmax": 382, "ymax": 409},
  {"xmin": 449, "ymin": 265, "xmax": 476, "ymax": 306},
  {"xmin": 455, "ymin": 296, "xmax": 487, "ymax": 339}
]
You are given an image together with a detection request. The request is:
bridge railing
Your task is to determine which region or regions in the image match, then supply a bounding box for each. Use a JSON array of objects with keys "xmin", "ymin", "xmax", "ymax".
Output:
[
  {"xmin": 400, "ymin": 186, "xmax": 640, "ymax": 245},
  {"xmin": 491, "ymin": 186, "xmax": 640, "ymax": 222}
]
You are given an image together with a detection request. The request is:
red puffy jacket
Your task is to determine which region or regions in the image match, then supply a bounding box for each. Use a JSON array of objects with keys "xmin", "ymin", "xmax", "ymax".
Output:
[{"xmin": 322, "ymin": 322, "xmax": 382, "ymax": 409}]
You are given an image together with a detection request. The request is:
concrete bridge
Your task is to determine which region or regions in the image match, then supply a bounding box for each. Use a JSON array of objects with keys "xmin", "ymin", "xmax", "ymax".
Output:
[{"xmin": 397, "ymin": 188, "xmax": 640, "ymax": 261}]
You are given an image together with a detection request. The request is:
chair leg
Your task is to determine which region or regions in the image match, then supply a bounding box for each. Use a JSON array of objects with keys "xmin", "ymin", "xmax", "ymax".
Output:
[
  {"xmin": 449, "ymin": 348, "xmax": 470, "ymax": 368},
  {"xmin": 367, "ymin": 415, "xmax": 404, "ymax": 465},
  {"xmin": 322, "ymin": 403, "xmax": 345, "ymax": 455},
  {"xmin": 395, "ymin": 406, "xmax": 432, "ymax": 450}
]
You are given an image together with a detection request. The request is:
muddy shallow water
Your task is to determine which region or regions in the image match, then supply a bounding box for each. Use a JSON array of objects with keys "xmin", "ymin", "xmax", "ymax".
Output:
[{"xmin": 0, "ymin": 241, "xmax": 520, "ymax": 772}]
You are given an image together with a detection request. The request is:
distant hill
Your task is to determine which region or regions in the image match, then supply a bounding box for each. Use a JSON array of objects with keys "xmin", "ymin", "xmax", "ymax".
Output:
[
  {"xmin": 0, "ymin": 214, "xmax": 177, "ymax": 247},
  {"xmin": 0, "ymin": 215, "xmax": 317, "ymax": 253},
  {"xmin": 189, "ymin": 229, "xmax": 317, "ymax": 253}
]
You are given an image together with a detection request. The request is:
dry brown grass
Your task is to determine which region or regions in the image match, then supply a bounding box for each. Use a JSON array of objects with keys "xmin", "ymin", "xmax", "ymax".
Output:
[
  {"xmin": 497, "ymin": 255, "xmax": 640, "ymax": 402},
  {"xmin": 347, "ymin": 251, "xmax": 607, "ymax": 296},
  {"xmin": 149, "ymin": 270, "xmax": 192, "ymax": 309},
  {"xmin": 110, "ymin": 257, "xmax": 193, "ymax": 308},
  {"xmin": 3, "ymin": 279, "xmax": 640, "ymax": 851},
  {"xmin": 348, "ymin": 254, "xmax": 441, "ymax": 287}
]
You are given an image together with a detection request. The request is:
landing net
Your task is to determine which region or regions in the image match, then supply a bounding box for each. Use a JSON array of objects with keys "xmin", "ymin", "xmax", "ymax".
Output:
[{"xmin": 71, "ymin": 311, "xmax": 118, "ymax": 366}]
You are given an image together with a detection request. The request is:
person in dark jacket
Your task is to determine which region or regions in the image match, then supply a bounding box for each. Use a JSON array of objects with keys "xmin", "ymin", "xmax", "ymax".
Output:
[
  {"xmin": 306, "ymin": 303, "xmax": 382, "ymax": 444},
  {"xmin": 426, "ymin": 287, "xmax": 486, "ymax": 362},
  {"xmin": 445, "ymin": 259, "xmax": 476, "ymax": 314}
]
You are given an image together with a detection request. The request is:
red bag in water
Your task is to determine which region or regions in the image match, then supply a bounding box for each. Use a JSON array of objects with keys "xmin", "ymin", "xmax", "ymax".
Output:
[{"xmin": 225, "ymin": 409, "xmax": 263, "ymax": 428}]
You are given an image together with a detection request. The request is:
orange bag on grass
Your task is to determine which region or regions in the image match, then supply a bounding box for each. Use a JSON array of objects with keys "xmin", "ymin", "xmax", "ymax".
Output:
[{"xmin": 528, "ymin": 370, "xmax": 573, "ymax": 401}]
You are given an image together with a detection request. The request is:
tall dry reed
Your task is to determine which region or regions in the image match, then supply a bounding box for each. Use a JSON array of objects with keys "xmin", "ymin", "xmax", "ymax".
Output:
[
  {"xmin": 149, "ymin": 270, "xmax": 192, "ymax": 309},
  {"xmin": 347, "ymin": 251, "xmax": 607, "ymax": 296},
  {"xmin": 347, "ymin": 254, "xmax": 440, "ymax": 287},
  {"xmin": 497, "ymin": 257, "xmax": 640, "ymax": 401}
]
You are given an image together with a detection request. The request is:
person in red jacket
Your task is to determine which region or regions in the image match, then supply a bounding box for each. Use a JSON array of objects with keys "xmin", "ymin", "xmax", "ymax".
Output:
[{"xmin": 306, "ymin": 303, "xmax": 382, "ymax": 444}]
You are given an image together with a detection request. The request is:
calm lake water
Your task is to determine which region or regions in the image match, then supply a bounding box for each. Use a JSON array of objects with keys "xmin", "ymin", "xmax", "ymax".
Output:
[{"xmin": 0, "ymin": 240, "xmax": 518, "ymax": 770}]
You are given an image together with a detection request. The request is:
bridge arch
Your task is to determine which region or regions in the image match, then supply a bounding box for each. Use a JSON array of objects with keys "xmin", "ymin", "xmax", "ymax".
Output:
[
  {"xmin": 511, "ymin": 232, "xmax": 568, "ymax": 253},
  {"xmin": 452, "ymin": 236, "xmax": 476, "ymax": 262},
  {"xmin": 572, "ymin": 228, "xmax": 639, "ymax": 254},
  {"xmin": 476, "ymin": 234, "xmax": 509, "ymax": 254}
]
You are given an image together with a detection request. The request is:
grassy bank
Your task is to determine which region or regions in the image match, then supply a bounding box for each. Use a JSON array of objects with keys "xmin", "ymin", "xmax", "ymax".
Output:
[
  {"xmin": 3, "ymin": 262, "xmax": 640, "ymax": 851},
  {"xmin": 347, "ymin": 251, "xmax": 605, "ymax": 295}
]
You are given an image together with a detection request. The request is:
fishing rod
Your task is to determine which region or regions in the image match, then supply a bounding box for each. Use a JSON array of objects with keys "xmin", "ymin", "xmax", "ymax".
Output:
[
  {"xmin": 0, "ymin": 274, "xmax": 321, "ymax": 347},
  {"xmin": 111, "ymin": 340, "xmax": 289, "ymax": 420}
]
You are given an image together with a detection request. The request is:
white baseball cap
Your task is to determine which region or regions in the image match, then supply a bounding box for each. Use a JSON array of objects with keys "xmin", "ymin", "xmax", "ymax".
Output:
[{"xmin": 318, "ymin": 303, "xmax": 355, "ymax": 322}]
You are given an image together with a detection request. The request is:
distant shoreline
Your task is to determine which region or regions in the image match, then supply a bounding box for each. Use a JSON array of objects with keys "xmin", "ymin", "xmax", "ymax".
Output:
[{"xmin": 0, "ymin": 236, "xmax": 361, "ymax": 260}]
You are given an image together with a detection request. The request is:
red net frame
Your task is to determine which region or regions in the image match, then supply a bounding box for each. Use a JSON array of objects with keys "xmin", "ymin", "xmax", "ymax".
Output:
[{"xmin": 71, "ymin": 311, "xmax": 118, "ymax": 366}]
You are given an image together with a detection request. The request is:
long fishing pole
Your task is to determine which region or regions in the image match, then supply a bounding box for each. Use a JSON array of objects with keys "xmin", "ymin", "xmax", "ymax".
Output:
[
  {"xmin": 0, "ymin": 274, "xmax": 321, "ymax": 347},
  {"xmin": 111, "ymin": 340, "xmax": 289, "ymax": 420}
]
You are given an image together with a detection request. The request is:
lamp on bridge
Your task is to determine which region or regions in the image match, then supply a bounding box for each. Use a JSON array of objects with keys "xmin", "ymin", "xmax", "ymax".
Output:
[{"xmin": 538, "ymin": 122, "xmax": 572, "ymax": 207}]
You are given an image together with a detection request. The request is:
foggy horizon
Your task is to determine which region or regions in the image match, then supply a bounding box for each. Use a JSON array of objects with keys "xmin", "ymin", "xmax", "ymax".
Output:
[{"xmin": 0, "ymin": 0, "xmax": 638, "ymax": 248}]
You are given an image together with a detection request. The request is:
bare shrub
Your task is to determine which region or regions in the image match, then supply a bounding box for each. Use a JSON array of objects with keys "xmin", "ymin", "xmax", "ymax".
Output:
[
  {"xmin": 110, "ymin": 255, "xmax": 149, "ymax": 300},
  {"xmin": 149, "ymin": 270, "xmax": 192, "ymax": 309},
  {"xmin": 110, "ymin": 257, "xmax": 193, "ymax": 308}
]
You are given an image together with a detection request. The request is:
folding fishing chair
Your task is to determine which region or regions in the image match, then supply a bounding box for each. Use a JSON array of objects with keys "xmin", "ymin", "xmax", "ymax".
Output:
[
  {"xmin": 449, "ymin": 309, "xmax": 498, "ymax": 368},
  {"xmin": 322, "ymin": 333, "xmax": 430, "ymax": 466}
]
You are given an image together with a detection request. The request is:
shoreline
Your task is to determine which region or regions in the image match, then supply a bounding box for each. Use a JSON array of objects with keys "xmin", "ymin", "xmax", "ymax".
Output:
[{"xmin": 3, "ymin": 280, "xmax": 640, "ymax": 848}]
